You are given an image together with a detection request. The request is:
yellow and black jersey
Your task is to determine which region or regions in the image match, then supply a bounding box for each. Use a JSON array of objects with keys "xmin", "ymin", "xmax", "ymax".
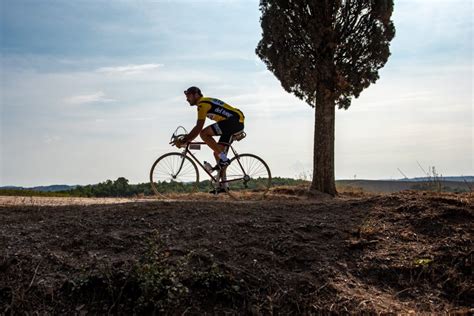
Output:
[{"xmin": 196, "ymin": 97, "xmax": 245, "ymax": 123}]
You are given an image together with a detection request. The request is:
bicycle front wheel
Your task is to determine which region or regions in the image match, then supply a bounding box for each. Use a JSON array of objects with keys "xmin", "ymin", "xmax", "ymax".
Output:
[
  {"xmin": 150, "ymin": 153, "xmax": 199, "ymax": 198},
  {"xmin": 224, "ymin": 153, "xmax": 272, "ymax": 200}
]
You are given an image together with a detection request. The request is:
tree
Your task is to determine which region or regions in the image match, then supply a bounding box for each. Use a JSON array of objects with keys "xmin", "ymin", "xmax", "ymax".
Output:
[
  {"xmin": 256, "ymin": 0, "xmax": 395, "ymax": 195},
  {"xmin": 113, "ymin": 177, "xmax": 130, "ymax": 196}
]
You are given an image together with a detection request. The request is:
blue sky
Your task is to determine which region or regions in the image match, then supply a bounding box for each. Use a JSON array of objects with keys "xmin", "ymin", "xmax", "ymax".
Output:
[{"xmin": 1, "ymin": 0, "xmax": 472, "ymax": 186}]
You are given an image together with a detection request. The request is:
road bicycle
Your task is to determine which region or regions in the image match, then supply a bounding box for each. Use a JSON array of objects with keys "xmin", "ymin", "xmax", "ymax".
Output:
[{"xmin": 149, "ymin": 126, "xmax": 272, "ymax": 200}]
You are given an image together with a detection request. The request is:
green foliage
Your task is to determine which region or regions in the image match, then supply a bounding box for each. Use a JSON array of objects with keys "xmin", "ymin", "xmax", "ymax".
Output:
[
  {"xmin": 130, "ymin": 231, "xmax": 186, "ymax": 311},
  {"xmin": 1, "ymin": 177, "xmax": 310, "ymax": 198},
  {"xmin": 66, "ymin": 177, "xmax": 153, "ymax": 197},
  {"xmin": 64, "ymin": 231, "xmax": 243, "ymax": 313},
  {"xmin": 0, "ymin": 189, "xmax": 71, "ymax": 197},
  {"xmin": 256, "ymin": 0, "xmax": 395, "ymax": 109},
  {"xmin": 81, "ymin": 177, "xmax": 304, "ymax": 197},
  {"xmin": 271, "ymin": 177, "xmax": 308, "ymax": 186}
]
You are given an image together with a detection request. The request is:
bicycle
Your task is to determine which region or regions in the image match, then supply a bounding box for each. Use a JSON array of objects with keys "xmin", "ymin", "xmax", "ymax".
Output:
[{"xmin": 149, "ymin": 126, "xmax": 272, "ymax": 200}]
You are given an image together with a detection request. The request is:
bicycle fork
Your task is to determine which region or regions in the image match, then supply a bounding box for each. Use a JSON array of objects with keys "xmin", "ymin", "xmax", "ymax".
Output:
[{"xmin": 171, "ymin": 151, "xmax": 188, "ymax": 179}]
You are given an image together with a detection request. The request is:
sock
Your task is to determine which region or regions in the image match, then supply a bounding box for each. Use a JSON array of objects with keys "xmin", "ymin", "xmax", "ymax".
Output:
[
  {"xmin": 220, "ymin": 175, "xmax": 228, "ymax": 188},
  {"xmin": 219, "ymin": 152, "xmax": 228, "ymax": 161}
]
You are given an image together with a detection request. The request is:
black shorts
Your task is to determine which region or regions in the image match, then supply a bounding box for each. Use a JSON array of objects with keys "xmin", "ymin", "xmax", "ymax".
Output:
[{"xmin": 210, "ymin": 119, "xmax": 244, "ymax": 144}]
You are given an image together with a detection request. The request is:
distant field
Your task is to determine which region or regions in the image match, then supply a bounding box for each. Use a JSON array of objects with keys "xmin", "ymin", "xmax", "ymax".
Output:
[{"xmin": 337, "ymin": 180, "xmax": 471, "ymax": 193}]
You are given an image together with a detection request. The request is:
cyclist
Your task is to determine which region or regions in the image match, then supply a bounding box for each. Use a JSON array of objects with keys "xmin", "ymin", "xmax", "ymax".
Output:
[{"xmin": 176, "ymin": 86, "xmax": 245, "ymax": 170}]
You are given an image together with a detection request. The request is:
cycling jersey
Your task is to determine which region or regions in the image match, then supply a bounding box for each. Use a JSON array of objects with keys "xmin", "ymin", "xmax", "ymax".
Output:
[{"xmin": 196, "ymin": 97, "xmax": 245, "ymax": 123}]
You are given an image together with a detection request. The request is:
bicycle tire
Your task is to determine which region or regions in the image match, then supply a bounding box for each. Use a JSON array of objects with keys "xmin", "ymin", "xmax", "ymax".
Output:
[
  {"xmin": 223, "ymin": 153, "xmax": 272, "ymax": 200},
  {"xmin": 150, "ymin": 152, "xmax": 199, "ymax": 198}
]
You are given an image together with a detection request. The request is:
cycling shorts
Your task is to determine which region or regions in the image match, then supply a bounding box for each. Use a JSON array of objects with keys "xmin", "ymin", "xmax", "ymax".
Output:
[{"xmin": 210, "ymin": 119, "xmax": 244, "ymax": 144}]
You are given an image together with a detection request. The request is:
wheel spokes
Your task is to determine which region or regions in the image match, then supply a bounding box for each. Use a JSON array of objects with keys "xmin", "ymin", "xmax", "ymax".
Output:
[
  {"xmin": 150, "ymin": 154, "xmax": 199, "ymax": 196},
  {"xmin": 226, "ymin": 155, "xmax": 271, "ymax": 195}
]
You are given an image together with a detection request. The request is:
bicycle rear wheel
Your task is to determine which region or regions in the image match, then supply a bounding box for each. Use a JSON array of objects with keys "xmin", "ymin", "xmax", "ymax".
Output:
[
  {"xmin": 223, "ymin": 153, "xmax": 272, "ymax": 200},
  {"xmin": 150, "ymin": 153, "xmax": 199, "ymax": 198}
]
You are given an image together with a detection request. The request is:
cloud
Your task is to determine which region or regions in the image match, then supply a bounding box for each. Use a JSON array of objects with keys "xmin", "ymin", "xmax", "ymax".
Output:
[
  {"xmin": 64, "ymin": 91, "xmax": 116, "ymax": 105},
  {"xmin": 96, "ymin": 63, "xmax": 163, "ymax": 75},
  {"xmin": 43, "ymin": 135, "xmax": 62, "ymax": 144}
]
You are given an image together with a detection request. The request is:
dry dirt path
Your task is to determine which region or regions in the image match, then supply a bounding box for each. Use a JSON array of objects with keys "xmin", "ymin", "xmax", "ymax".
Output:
[{"xmin": 0, "ymin": 195, "xmax": 151, "ymax": 206}]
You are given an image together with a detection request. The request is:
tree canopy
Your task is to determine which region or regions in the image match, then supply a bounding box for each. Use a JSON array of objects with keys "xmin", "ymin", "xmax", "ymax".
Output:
[{"xmin": 256, "ymin": 0, "xmax": 395, "ymax": 109}]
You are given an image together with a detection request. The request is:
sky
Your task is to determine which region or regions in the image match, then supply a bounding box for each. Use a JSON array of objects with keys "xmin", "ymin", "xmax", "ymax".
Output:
[{"xmin": 1, "ymin": 0, "xmax": 472, "ymax": 186}]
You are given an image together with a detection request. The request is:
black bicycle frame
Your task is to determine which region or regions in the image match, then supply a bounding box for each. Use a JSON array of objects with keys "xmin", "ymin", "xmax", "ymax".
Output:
[{"xmin": 180, "ymin": 142, "xmax": 246, "ymax": 185}]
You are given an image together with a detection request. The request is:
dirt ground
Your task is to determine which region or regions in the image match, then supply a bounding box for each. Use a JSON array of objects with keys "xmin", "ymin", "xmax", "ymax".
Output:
[{"xmin": 0, "ymin": 190, "xmax": 472, "ymax": 314}]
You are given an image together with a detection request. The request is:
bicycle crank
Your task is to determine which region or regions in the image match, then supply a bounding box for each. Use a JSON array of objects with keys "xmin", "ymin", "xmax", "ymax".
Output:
[{"xmin": 243, "ymin": 174, "xmax": 251, "ymax": 188}]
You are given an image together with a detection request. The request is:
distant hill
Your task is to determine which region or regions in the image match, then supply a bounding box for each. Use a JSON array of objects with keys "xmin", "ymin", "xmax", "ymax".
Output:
[
  {"xmin": 395, "ymin": 176, "xmax": 474, "ymax": 182},
  {"xmin": 0, "ymin": 185, "xmax": 77, "ymax": 192}
]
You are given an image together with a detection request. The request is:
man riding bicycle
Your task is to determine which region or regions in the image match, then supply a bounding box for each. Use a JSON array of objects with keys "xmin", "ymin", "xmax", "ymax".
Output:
[{"xmin": 175, "ymin": 86, "xmax": 245, "ymax": 170}]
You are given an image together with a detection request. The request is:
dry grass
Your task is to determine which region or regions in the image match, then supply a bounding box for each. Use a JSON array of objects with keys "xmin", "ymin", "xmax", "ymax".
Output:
[
  {"xmin": 358, "ymin": 217, "xmax": 381, "ymax": 238},
  {"xmin": 0, "ymin": 195, "xmax": 149, "ymax": 206}
]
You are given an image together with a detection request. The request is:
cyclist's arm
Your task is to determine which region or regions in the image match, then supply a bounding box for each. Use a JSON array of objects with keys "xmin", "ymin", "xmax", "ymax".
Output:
[
  {"xmin": 183, "ymin": 119, "xmax": 205, "ymax": 143},
  {"xmin": 182, "ymin": 102, "xmax": 210, "ymax": 143}
]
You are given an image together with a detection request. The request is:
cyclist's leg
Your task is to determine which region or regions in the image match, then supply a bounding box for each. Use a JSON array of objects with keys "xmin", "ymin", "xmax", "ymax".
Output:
[
  {"xmin": 201, "ymin": 120, "xmax": 244, "ymax": 162},
  {"xmin": 214, "ymin": 121, "xmax": 243, "ymax": 190},
  {"xmin": 211, "ymin": 121, "xmax": 235, "ymax": 163},
  {"xmin": 200, "ymin": 125, "xmax": 226, "ymax": 161},
  {"xmin": 200, "ymin": 125, "xmax": 229, "ymax": 192}
]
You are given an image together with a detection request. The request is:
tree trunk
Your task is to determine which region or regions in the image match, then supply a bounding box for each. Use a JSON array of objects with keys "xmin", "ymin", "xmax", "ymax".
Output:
[{"xmin": 310, "ymin": 88, "xmax": 337, "ymax": 196}]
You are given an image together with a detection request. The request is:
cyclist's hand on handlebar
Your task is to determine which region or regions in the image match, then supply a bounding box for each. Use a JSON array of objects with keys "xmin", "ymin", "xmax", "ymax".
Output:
[
  {"xmin": 175, "ymin": 139, "xmax": 186, "ymax": 148},
  {"xmin": 171, "ymin": 135, "xmax": 187, "ymax": 148}
]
